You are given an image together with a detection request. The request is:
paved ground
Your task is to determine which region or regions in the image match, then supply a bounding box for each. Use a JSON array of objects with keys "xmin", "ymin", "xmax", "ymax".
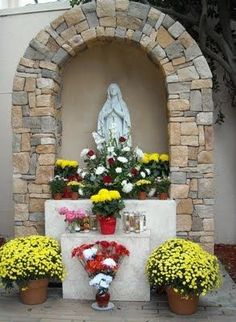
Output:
[{"xmin": 0, "ymin": 268, "xmax": 235, "ymax": 322}]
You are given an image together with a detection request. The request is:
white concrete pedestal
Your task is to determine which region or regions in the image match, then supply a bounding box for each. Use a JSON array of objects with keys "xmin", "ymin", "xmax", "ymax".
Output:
[{"xmin": 61, "ymin": 230, "xmax": 151, "ymax": 301}]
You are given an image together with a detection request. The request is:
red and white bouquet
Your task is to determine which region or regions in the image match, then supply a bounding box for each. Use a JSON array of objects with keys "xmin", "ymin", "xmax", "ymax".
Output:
[{"xmin": 72, "ymin": 241, "xmax": 129, "ymax": 293}]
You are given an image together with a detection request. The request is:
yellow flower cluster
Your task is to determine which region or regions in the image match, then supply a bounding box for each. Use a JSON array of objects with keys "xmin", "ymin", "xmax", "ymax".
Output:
[
  {"xmin": 55, "ymin": 159, "xmax": 79, "ymax": 169},
  {"xmin": 90, "ymin": 189, "xmax": 121, "ymax": 203},
  {"xmin": 135, "ymin": 179, "xmax": 152, "ymax": 186},
  {"xmin": 0, "ymin": 235, "xmax": 65, "ymax": 289},
  {"xmin": 67, "ymin": 181, "xmax": 79, "ymax": 186},
  {"xmin": 146, "ymin": 238, "xmax": 221, "ymax": 296},
  {"xmin": 141, "ymin": 153, "xmax": 169, "ymax": 164}
]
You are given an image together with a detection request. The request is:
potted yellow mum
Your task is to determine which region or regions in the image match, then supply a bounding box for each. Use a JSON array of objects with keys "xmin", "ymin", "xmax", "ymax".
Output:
[
  {"xmin": 90, "ymin": 189, "xmax": 125, "ymax": 234},
  {"xmin": 0, "ymin": 235, "xmax": 65, "ymax": 305},
  {"xmin": 146, "ymin": 238, "xmax": 221, "ymax": 315}
]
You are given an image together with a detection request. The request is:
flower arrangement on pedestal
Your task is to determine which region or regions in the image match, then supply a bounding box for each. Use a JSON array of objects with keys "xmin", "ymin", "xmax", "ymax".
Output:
[
  {"xmin": 72, "ymin": 240, "xmax": 129, "ymax": 310},
  {"xmin": 156, "ymin": 178, "xmax": 171, "ymax": 200},
  {"xmin": 0, "ymin": 235, "xmax": 65, "ymax": 304},
  {"xmin": 145, "ymin": 238, "xmax": 222, "ymax": 315},
  {"xmin": 135, "ymin": 179, "xmax": 152, "ymax": 200},
  {"xmin": 67, "ymin": 181, "xmax": 80, "ymax": 199},
  {"xmin": 90, "ymin": 189, "xmax": 125, "ymax": 234},
  {"xmin": 59, "ymin": 207, "xmax": 88, "ymax": 232},
  {"xmin": 49, "ymin": 175, "xmax": 67, "ymax": 199}
]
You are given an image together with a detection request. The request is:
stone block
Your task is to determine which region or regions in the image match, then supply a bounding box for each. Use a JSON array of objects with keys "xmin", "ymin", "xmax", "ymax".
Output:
[
  {"xmin": 202, "ymin": 89, "xmax": 213, "ymax": 112},
  {"xmin": 143, "ymin": 23, "xmax": 153, "ymax": 36},
  {"xmin": 155, "ymin": 12, "xmax": 165, "ymax": 30},
  {"xmin": 13, "ymin": 178, "xmax": 28, "ymax": 194},
  {"xmin": 168, "ymin": 82, "xmax": 191, "ymax": 94},
  {"xmin": 184, "ymin": 43, "xmax": 202, "ymax": 61},
  {"xmin": 162, "ymin": 62, "xmax": 174, "ymax": 76},
  {"xmin": 188, "ymin": 147, "xmax": 198, "ymax": 160},
  {"xmin": 87, "ymin": 12, "xmax": 100, "ymax": 28},
  {"xmin": 12, "ymin": 133, "xmax": 21, "ymax": 152},
  {"xmin": 116, "ymin": 0, "xmax": 129, "ymax": 11},
  {"xmin": 190, "ymin": 90, "xmax": 202, "ymax": 111},
  {"xmin": 15, "ymin": 203, "xmax": 29, "ymax": 221},
  {"xmin": 191, "ymin": 79, "xmax": 213, "ymax": 89},
  {"xmin": 36, "ymin": 95, "xmax": 53, "ymax": 107},
  {"xmin": 12, "ymin": 106, "xmax": 23, "ymax": 128},
  {"xmin": 166, "ymin": 41, "xmax": 184, "ymax": 60},
  {"xmin": 13, "ymin": 92, "xmax": 28, "ymax": 105},
  {"xmin": 56, "ymin": 22, "xmax": 68, "ymax": 35},
  {"xmin": 24, "ymin": 46, "xmax": 46, "ymax": 60},
  {"xmin": 171, "ymin": 172, "xmax": 186, "ymax": 184},
  {"xmin": 198, "ymin": 178, "xmax": 214, "ymax": 199},
  {"xmin": 170, "ymin": 146, "xmax": 188, "ymax": 167},
  {"xmin": 205, "ymin": 126, "xmax": 214, "ymax": 150},
  {"xmin": 195, "ymin": 205, "xmax": 214, "ymax": 218},
  {"xmin": 168, "ymin": 21, "xmax": 185, "ymax": 39},
  {"xmin": 39, "ymin": 61, "xmax": 58, "ymax": 72},
  {"xmin": 13, "ymin": 152, "xmax": 30, "ymax": 174},
  {"xmin": 162, "ymin": 14, "xmax": 175, "ymax": 29},
  {"xmin": 172, "ymin": 57, "xmax": 185, "ymax": 66},
  {"xmin": 181, "ymin": 135, "xmax": 198, "ymax": 146},
  {"xmin": 52, "ymin": 48, "xmax": 70, "ymax": 66},
  {"xmin": 15, "ymin": 225, "xmax": 37, "ymax": 237},
  {"xmin": 30, "ymin": 39, "xmax": 53, "ymax": 59},
  {"xmin": 170, "ymin": 184, "xmax": 189, "ymax": 198},
  {"xmin": 37, "ymin": 78, "xmax": 55, "ymax": 89},
  {"xmin": 166, "ymin": 74, "xmax": 179, "ymax": 83},
  {"xmin": 190, "ymin": 178, "xmax": 198, "ymax": 191},
  {"xmin": 25, "ymin": 78, "xmax": 36, "ymax": 92},
  {"xmin": 21, "ymin": 133, "xmax": 30, "ymax": 152},
  {"xmin": 177, "ymin": 214, "xmax": 192, "ymax": 231},
  {"xmin": 40, "ymin": 116, "xmax": 57, "ymax": 132},
  {"xmin": 28, "ymin": 184, "xmax": 42, "ymax": 194},
  {"xmin": 51, "ymin": 15, "xmax": 65, "ymax": 30},
  {"xmin": 76, "ymin": 20, "xmax": 89, "ymax": 33},
  {"xmin": 128, "ymin": 1, "xmax": 149, "ymax": 20},
  {"xmin": 38, "ymin": 154, "xmax": 55, "ymax": 165},
  {"xmin": 64, "ymin": 7, "xmax": 86, "ymax": 27},
  {"xmin": 168, "ymin": 99, "xmax": 189, "ymax": 111},
  {"xmin": 35, "ymin": 165, "xmax": 54, "ymax": 184},
  {"xmin": 36, "ymin": 145, "xmax": 56, "ymax": 154},
  {"xmin": 177, "ymin": 66, "xmax": 199, "ymax": 81},
  {"xmin": 60, "ymin": 26, "xmax": 77, "ymax": 41},
  {"xmin": 100, "ymin": 16, "xmax": 116, "ymax": 27},
  {"xmin": 29, "ymin": 198, "xmax": 45, "ymax": 212},
  {"xmin": 115, "ymin": 26, "xmax": 126, "ymax": 39},
  {"xmin": 19, "ymin": 57, "xmax": 35, "ymax": 68},
  {"xmin": 196, "ymin": 112, "xmax": 213, "ymax": 125},
  {"xmin": 203, "ymin": 218, "xmax": 214, "ymax": 231},
  {"xmin": 181, "ymin": 122, "xmax": 198, "ymax": 135},
  {"xmin": 198, "ymin": 151, "xmax": 213, "ymax": 164},
  {"xmin": 97, "ymin": 0, "xmax": 116, "ymax": 17},
  {"xmin": 35, "ymin": 30, "xmax": 50, "ymax": 45},
  {"xmin": 81, "ymin": 28, "xmax": 96, "ymax": 42},
  {"xmin": 13, "ymin": 77, "xmax": 25, "ymax": 91},
  {"xmin": 177, "ymin": 198, "xmax": 193, "ymax": 214},
  {"xmin": 81, "ymin": 1, "xmax": 96, "ymax": 14},
  {"xmin": 192, "ymin": 216, "xmax": 203, "ymax": 231},
  {"xmin": 156, "ymin": 26, "xmax": 175, "ymax": 48},
  {"xmin": 169, "ymin": 122, "xmax": 181, "ymax": 145},
  {"xmin": 179, "ymin": 31, "xmax": 195, "ymax": 48},
  {"xmin": 193, "ymin": 56, "xmax": 212, "ymax": 79}
]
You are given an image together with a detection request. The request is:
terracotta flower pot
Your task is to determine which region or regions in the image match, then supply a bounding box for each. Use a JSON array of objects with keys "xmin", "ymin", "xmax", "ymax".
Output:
[
  {"xmin": 19, "ymin": 279, "xmax": 49, "ymax": 305},
  {"xmin": 138, "ymin": 191, "xmax": 147, "ymax": 200},
  {"xmin": 96, "ymin": 290, "xmax": 110, "ymax": 308},
  {"xmin": 71, "ymin": 192, "xmax": 79, "ymax": 200},
  {"xmin": 63, "ymin": 186, "xmax": 72, "ymax": 199},
  {"xmin": 99, "ymin": 217, "xmax": 116, "ymax": 235},
  {"xmin": 159, "ymin": 192, "xmax": 168, "ymax": 200},
  {"xmin": 166, "ymin": 287, "xmax": 199, "ymax": 315},
  {"xmin": 53, "ymin": 193, "xmax": 63, "ymax": 200}
]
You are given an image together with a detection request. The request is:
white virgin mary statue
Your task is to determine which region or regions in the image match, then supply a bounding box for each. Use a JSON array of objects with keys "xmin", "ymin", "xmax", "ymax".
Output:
[{"xmin": 97, "ymin": 83, "xmax": 131, "ymax": 144}]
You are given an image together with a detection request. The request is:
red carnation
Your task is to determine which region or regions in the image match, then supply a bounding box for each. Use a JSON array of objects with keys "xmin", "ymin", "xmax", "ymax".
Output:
[
  {"xmin": 103, "ymin": 175, "xmax": 112, "ymax": 184},
  {"xmin": 119, "ymin": 136, "xmax": 126, "ymax": 143},
  {"xmin": 107, "ymin": 157, "xmax": 115, "ymax": 165},
  {"xmin": 87, "ymin": 149, "xmax": 95, "ymax": 157},
  {"xmin": 131, "ymin": 168, "xmax": 138, "ymax": 176}
]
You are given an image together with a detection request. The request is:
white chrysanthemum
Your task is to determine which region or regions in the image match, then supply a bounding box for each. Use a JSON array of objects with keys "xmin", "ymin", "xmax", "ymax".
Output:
[
  {"xmin": 145, "ymin": 168, "xmax": 151, "ymax": 175},
  {"xmin": 122, "ymin": 182, "xmax": 133, "ymax": 193},
  {"xmin": 89, "ymin": 273, "xmax": 113, "ymax": 289},
  {"xmin": 140, "ymin": 171, "xmax": 146, "ymax": 178},
  {"xmin": 107, "ymin": 146, "xmax": 115, "ymax": 153},
  {"xmin": 95, "ymin": 166, "xmax": 106, "ymax": 175},
  {"xmin": 81, "ymin": 171, "xmax": 87, "ymax": 178},
  {"xmin": 102, "ymin": 258, "xmax": 117, "ymax": 267},
  {"xmin": 117, "ymin": 156, "xmax": 128, "ymax": 163},
  {"xmin": 80, "ymin": 148, "xmax": 89, "ymax": 158},
  {"xmin": 115, "ymin": 167, "xmax": 122, "ymax": 173},
  {"xmin": 121, "ymin": 180, "xmax": 127, "ymax": 186},
  {"xmin": 135, "ymin": 147, "xmax": 144, "ymax": 160},
  {"xmin": 90, "ymin": 155, "xmax": 96, "ymax": 160},
  {"xmin": 122, "ymin": 146, "xmax": 130, "ymax": 152},
  {"xmin": 83, "ymin": 247, "xmax": 97, "ymax": 260},
  {"xmin": 78, "ymin": 188, "xmax": 84, "ymax": 196}
]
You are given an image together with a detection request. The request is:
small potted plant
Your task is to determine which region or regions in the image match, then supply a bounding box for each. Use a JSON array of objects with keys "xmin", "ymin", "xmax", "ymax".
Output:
[
  {"xmin": 90, "ymin": 189, "xmax": 125, "ymax": 234},
  {"xmin": 67, "ymin": 181, "xmax": 80, "ymax": 199},
  {"xmin": 146, "ymin": 238, "xmax": 222, "ymax": 315},
  {"xmin": 135, "ymin": 179, "xmax": 152, "ymax": 200},
  {"xmin": 156, "ymin": 177, "xmax": 170, "ymax": 200},
  {"xmin": 0, "ymin": 235, "xmax": 65, "ymax": 305},
  {"xmin": 72, "ymin": 240, "xmax": 129, "ymax": 309},
  {"xmin": 49, "ymin": 175, "xmax": 66, "ymax": 200}
]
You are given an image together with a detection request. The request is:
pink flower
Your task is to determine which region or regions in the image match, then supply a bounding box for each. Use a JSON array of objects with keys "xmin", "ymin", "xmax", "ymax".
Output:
[
  {"xmin": 59, "ymin": 207, "xmax": 68, "ymax": 215},
  {"xmin": 65, "ymin": 211, "xmax": 76, "ymax": 223}
]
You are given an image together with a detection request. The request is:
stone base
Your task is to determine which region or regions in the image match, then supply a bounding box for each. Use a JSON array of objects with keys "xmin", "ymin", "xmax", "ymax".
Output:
[{"xmin": 61, "ymin": 230, "xmax": 151, "ymax": 301}]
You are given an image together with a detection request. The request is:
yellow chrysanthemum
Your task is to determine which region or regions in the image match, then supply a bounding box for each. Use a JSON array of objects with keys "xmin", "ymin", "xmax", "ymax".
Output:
[{"xmin": 159, "ymin": 154, "xmax": 169, "ymax": 162}]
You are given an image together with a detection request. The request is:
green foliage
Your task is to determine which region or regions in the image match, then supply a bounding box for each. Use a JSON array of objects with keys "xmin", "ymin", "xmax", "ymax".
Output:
[
  {"xmin": 49, "ymin": 176, "xmax": 66, "ymax": 194},
  {"xmin": 156, "ymin": 178, "xmax": 170, "ymax": 193}
]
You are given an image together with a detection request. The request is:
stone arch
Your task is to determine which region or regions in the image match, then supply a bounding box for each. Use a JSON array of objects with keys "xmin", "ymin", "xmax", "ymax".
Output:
[{"xmin": 12, "ymin": 0, "xmax": 214, "ymax": 251}]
